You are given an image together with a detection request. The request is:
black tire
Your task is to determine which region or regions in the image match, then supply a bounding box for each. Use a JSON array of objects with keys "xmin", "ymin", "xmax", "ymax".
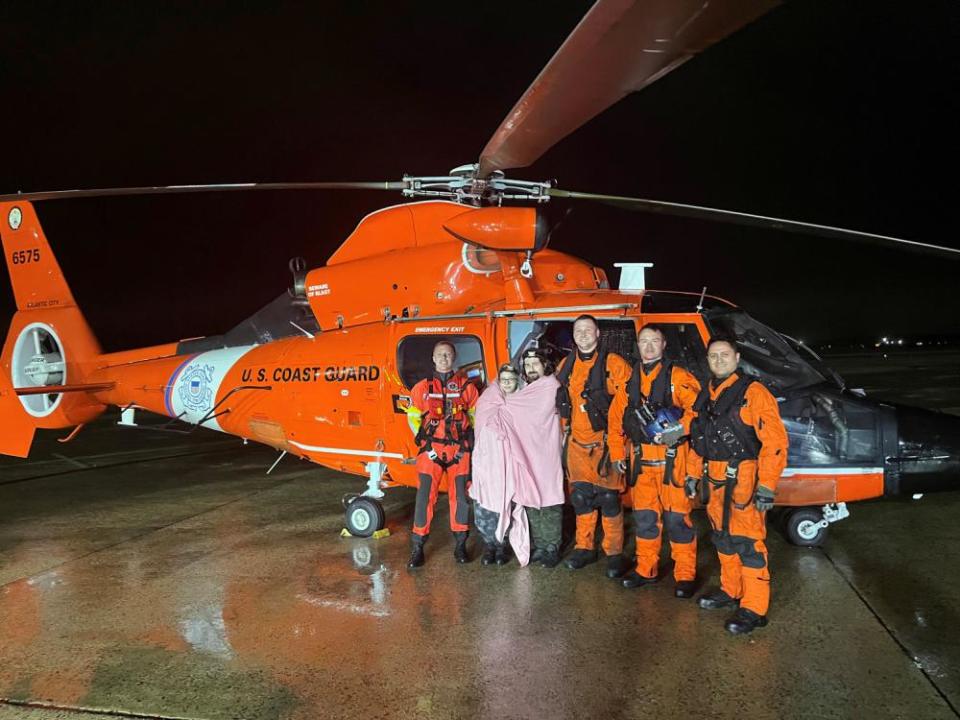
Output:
[
  {"xmin": 344, "ymin": 497, "xmax": 385, "ymax": 538},
  {"xmin": 784, "ymin": 507, "xmax": 828, "ymax": 547}
]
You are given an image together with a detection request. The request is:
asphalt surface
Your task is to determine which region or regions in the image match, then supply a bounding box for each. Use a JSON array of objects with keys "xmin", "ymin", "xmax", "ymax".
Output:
[{"xmin": 0, "ymin": 351, "xmax": 958, "ymax": 720}]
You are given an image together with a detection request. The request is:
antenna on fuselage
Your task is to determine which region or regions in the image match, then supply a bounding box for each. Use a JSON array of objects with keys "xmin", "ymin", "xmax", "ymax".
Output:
[{"xmin": 696, "ymin": 286, "xmax": 708, "ymax": 313}]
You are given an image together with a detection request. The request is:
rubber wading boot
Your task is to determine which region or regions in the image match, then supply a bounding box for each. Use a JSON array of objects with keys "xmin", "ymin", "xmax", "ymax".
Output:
[
  {"xmin": 564, "ymin": 548, "xmax": 597, "ymax": 570},
  {"xmin": 407, "ymin": 537, "xmax": 426, "ymax": 569},
  {"xmin": 674, "ymin": 580, "xmax": 697, "ymax": 599},
  {"xmin": 495, "ymin": 544, "xmax": 511, "ymax": 566},
  {"xmin": 605, "ymin": 553, "xmax": 631, "ymax": 579},
  {"xmin": 697, "ymin": 588, "xmax": 740, "ymax": 610},
  {"xmin": 539, "ymin": 544, "xmax": 561, "ymax": 568},
  {"xmin": 453, "ymin": 532, "xmax": 470, "ymax": 564},
  {"xmin": 725, "ymin": 607, "xmax": 768, "ymax": 635},
  {"xmin": 529, "ymin": 547, "xmax": 545, "ymax": 564},
  {"xmin": 481, "ymin": 544, "xmax": 497, "ymax": 566},
  {"xmin": 621, "ymin": 570, "xmax": 658, "ymax": 589}
]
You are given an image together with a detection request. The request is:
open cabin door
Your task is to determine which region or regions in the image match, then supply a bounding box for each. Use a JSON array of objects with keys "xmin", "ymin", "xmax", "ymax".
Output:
[{"xmin": 386, "ymin": 317, "xmax": 494, "ymax": 487}]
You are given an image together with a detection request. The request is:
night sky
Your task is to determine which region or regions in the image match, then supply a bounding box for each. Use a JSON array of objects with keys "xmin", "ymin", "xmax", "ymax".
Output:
[{"xmin": 0, "ymin": 1, "xmax": 957, "ymax": 350}]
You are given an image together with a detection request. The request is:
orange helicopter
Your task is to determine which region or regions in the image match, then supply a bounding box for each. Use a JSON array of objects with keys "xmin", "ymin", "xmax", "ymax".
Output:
[{"xmin": 2, "ymin": 0, "xmax": 959, "ymax": 547}]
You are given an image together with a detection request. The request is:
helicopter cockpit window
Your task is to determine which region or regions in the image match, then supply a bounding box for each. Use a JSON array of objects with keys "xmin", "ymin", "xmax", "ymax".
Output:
[
  {"xmin": 397, "ymin": 335, "xmax": 486, "ymax": 390},
  {"xmin": 779, "ymin": 391, "xmax": 880, "ymax": 466},
  {"xmin": 704, "ymin": 309, "xmax": 825, "ymax": 393},
  {"xmin": 508, "ymin": 319, "xmax": 638, "ymax": 370}
]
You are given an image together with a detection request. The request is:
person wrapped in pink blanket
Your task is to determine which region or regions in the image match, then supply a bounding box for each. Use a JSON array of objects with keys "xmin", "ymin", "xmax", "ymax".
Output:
[{"xmin": 470, "ymin": 355, "xmax": 565, "ymax": 567}]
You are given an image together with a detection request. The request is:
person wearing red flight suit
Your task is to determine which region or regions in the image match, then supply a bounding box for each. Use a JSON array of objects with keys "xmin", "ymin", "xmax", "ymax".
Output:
[
  {"xmin": 406, "ymin": 340, "xmax": 479, "ymax": 568},
  {"xmin": 620, "ymin": 324, "xmax": 701, "ymax": 598},
  {"xmin": 685, "ymin": 335, "xmax": 788, "ymax": 634}
]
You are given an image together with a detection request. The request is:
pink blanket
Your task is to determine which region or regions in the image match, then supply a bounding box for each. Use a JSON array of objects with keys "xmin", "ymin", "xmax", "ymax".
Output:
[{"xmin": 470, "ymin": 375, "xmax": 565, "ymax": 566}]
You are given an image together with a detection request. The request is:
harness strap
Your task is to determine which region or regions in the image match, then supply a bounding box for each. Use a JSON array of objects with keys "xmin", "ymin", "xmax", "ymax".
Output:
[
  {"xmin": 597, "ymin": 436, "xmax": 610, "ymax": 478},
  {"xmin": 700, "ymin": 460, "xmax": 711, "ymax": 505},
  {"xmin": 628, "ymin": 446, "xmax": 642, "ymax": 487},
  {"xmin": 720, "ymin": 462, "xmax": 739, "ymax": 534},
  {"xmin": 662, "ymin": 446, "xmax": 677, "ymax": 487}
]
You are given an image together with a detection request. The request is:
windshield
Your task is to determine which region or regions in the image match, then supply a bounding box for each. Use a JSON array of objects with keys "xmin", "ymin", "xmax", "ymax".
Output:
[{"xmin": 704, "ymin": 308, "xmax": 826, "ymax": 394}]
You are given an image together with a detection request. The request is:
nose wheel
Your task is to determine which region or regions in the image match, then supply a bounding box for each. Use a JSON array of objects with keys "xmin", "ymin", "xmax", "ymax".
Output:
[
  {"xmin": 342, "ymin": 495, "xmax": 386, "ymax": 538},
  {"xmin": 783, "ymin": 507, "xmax": 828, "ymax": 547}
]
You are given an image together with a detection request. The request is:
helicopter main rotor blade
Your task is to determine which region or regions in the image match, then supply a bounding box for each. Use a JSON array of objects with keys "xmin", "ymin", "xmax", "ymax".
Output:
[
  {"xmin": 478, "ymin": 0, "xmax": 778, "ymax": 178},
  {"xmin": 0, "ymin": 181, "xmax": 406, "ymax": 203},
  {"xmin": 549, "ymin": 188, "xmax": 960, "ymax": 258}
]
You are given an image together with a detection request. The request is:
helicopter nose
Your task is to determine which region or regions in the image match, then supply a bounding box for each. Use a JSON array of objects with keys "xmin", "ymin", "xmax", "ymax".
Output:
[{"xmin": 887, "ymin": 404, "xmax": 960, "ymax": 496}]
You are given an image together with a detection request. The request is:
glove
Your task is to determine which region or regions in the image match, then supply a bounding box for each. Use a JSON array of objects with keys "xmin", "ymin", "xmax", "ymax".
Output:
[
  {"xmin": 684, "ymin": 476, "xmax": 699, "ymax": 499},
  {"xmin": 615, "ymin": 459, "xmax": 628, "ymax": 474},
  {"xmin": 427, "ymin": 449, "xmax": 439, "ymax": 461},
  {"xmin": 755, "ymin": 485, "xmax": 775, "ymax": 512}
]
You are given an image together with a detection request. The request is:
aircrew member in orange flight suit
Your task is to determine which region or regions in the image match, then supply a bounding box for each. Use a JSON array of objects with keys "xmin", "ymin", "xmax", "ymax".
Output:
[
  {"xmin": 685, "ymin": 335, "xmax": 788, "ymax": 634},
  {"xmin": 556, "ymin": 315, "xmax": 633, "ymax": 578},
  {"xmin": 620, "ymin": 324, "xmax": 701, "ymax": 598},
  {"xmin": 406, "ymin": 340, "xmax": 479, "ymax": 569}
]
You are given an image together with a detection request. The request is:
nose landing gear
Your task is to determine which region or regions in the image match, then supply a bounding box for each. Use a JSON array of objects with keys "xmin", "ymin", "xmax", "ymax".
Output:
[
  {"xmin": 780, "ymin": 502, "xmax": 850, "ymax": 547},
  {"xmin": 343, "ymin": 495, "xmax": 386, "ymax": 537}
]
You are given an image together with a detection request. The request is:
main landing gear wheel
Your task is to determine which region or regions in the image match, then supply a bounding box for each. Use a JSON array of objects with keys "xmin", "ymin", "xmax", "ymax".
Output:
[
  {"xmin": 784, "ymin": 507, "xmax": 829, "ymax": 547},
  {"xmin": 343, "ymin": 496, "xmax": 385, "ymax": 538}
]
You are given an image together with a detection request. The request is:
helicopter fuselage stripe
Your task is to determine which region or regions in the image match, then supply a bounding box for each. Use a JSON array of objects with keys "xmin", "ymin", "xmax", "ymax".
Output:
[
  {"xmin": 164, "ymin": 354, "xmax": 197, "ymax": 417},
  {"xmin": 289, "ymin": 441, "xmax": 405, "ymax": 459},
  {"xmin": 781, "ymin": 467, "xmax": 883, "ymax": 476}
]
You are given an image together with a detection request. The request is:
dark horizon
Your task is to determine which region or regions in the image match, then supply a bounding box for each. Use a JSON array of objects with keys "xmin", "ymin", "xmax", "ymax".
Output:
[{"xmin": 1, "ymin": 1, "xmax": 957, "ymax": 350}]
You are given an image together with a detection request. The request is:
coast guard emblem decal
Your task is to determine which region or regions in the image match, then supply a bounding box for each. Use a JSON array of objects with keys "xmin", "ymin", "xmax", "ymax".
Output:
[{"xmin": 179, "ymin": 363, "xmax": 215, "ymax": 411}]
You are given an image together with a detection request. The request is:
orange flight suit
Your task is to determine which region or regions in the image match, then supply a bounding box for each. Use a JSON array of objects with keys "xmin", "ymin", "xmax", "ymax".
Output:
[
  {"xmin": 687, "ymin": 373, "xmax": 788, "ymax": 616},
  {"xmin": 628, "ymin": 362, "xmax": 701, "ymax": 582},
  {"xmin": 407, "ymin": 372, "xmax": 479, "ymax": 537},
  {"xmin": 560, "ymin": 350, "xmax": 631, "ymax": 556}
]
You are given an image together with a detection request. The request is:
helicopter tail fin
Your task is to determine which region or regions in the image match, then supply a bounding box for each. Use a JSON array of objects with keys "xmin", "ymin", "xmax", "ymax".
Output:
[
  {"xmin": 0, "ymin": 369, "xmax": 35, "ymax": 457},
  {"xmin": 0, "ymin": 201, "xmax": 106, "ymax": 445}
]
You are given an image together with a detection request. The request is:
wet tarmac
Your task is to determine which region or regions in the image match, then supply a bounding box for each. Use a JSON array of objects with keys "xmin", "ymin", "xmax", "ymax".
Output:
[{"xmin": 1, "ymin": 352, "xmax": 959, "ymax": 720}]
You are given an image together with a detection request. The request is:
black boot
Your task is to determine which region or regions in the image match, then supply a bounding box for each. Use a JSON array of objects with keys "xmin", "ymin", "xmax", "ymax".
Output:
[
  {"xmin": 697, "ymin": 588, "xmax": 740, "ymax": 610},
  {"xmin": 529, "ymin": 547, "xmax": 545, "ymax": 564},
  {"xmin": 725, "ymin": 607, "xmax": 768, "ymax": 635},
  {"xmin": 674, "ymin": 579, "xmax": 697, "ymax": 599},
  {"xmin": 407, "ymin": 536, "xmax": 426, "ymax": 569},
  {"xmin": 605, "ymin": 553, "xmax": 631, "ymax": 579},
  {"xmin": 481, "ymin": 543, "xmax": 497, "ymax": 566},
  {"xmin": 564, "ymin": 548, "xmax": 597, "ymax": 570},
  {"xmin": 539, "ymin": 544, "xmax": 561, "ymax": 568},
  {"xmin": 453, "ymin": 531, "xmax": 470, "ymax": 564},
  {"xmin": 622, "ymin": 570, "xmax": 658, "ymax": 589},
  {"xmin": 495, "ymin": 544, "xmax": 511, "ymax": 566}
]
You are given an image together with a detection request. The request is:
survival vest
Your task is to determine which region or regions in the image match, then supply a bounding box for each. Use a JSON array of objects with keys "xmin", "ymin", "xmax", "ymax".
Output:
[
  {"xmin": 415, "ymin": 372, "xmax": 474, "ymax": 454},
  {"xmin": 689, "ymin": 374, "xmax": 762, "ymax": 463},
  {"xmin": 556, "ymin": 348, "xmax": 614, "ymax": 433},
  {"xmin": 622, "ymin": 359, "xmax": 675, "ymax": 445}
]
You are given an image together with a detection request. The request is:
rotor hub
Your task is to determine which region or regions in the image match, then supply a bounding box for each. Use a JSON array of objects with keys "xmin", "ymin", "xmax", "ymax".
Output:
[{"xmin": 401, "ymin": 164, "xmax": 551, "ymax": 205}]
